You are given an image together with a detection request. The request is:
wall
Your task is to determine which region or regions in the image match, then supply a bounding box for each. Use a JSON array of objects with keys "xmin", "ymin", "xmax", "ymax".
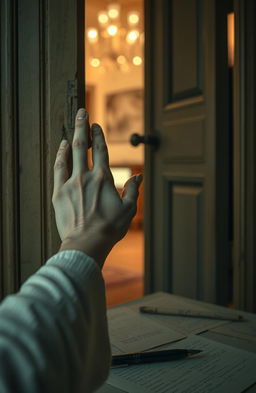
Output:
[{"xmin": 86, "ymin": 60, "xmax": 144, "ymax": 165}]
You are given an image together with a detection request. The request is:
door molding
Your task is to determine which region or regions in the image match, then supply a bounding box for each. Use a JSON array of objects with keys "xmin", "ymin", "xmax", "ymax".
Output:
[{"xmin": 0, "ymin": 0, "xmax": 20, "ymax": 298}]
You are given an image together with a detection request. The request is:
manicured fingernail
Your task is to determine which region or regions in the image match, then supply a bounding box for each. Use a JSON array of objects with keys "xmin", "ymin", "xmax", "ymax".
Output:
[{"xmin": 136, "ymin": 174, "xmax": 143, "ymax": 184}]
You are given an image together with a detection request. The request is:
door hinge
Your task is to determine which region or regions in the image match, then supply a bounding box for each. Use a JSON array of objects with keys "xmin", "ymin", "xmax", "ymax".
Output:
[{"xmin": 66, "ymin": 79, "xmax": 78, "ymax": 131}]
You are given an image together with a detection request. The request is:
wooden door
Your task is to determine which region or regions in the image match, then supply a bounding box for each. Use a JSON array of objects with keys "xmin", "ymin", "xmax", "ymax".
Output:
[
  {"xmin": 0, "ymin": 0, "xmax": 85, "ymax": 296},
  {"xmin": 144, "ymin": 0, "xmax": 231, "ymax": 305}
]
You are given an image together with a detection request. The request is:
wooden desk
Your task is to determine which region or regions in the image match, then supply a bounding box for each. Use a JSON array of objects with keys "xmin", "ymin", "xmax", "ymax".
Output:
[{"xmin": 98, "ymin": 292, "xmax": 256, "ymax": 392}]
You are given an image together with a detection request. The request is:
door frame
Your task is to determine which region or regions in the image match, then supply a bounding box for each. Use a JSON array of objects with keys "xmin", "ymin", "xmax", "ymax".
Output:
[
  {"xmin": 143, "ymin": 0, "xmax": 154, "ymax": 294},
  {"xmin": 233, "ymin": 0, "xmax": 256, "ymax": 312},
  {"xmin": 0, "ymin": 0, "xmax": 20, "ymax": 298}
]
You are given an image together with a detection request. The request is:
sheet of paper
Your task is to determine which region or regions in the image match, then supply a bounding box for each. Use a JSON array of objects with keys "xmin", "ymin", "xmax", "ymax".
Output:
[
  {"xmin": 106, "ymin": 334, "xmax": 256, "ymax": 393},
  {"xmin": 128, "ymin": 293, "xmax": 229, "ymax": 336},
  {"xmin": 211, "ymin": 318, "xmax": 256, "ymax": 343},
  {"xmin": 107, "ymin": 307, "xmax": 185, "ymax": 353}
]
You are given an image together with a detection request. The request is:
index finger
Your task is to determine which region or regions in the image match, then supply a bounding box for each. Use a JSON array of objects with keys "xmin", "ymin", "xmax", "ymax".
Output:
[{"xmin": 72, "ymin": 108, "xmax": 90, "ymax": 176}]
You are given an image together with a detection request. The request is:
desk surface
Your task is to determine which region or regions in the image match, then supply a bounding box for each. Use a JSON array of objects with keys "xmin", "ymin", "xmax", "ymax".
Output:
[{"xmin": 98, "ymin": 292, "xmax": 256, "ymax": 393}]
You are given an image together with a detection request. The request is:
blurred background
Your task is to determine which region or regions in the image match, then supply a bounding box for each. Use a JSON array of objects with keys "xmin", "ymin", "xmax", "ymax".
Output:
[{"xmin": 85, "ymin": 0, "xmax": 145, "ymax": 306}]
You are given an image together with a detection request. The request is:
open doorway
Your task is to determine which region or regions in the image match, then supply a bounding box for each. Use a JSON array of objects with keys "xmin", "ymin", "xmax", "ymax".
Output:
[{"xmin": 85, "ymin": 0, "xmax": 145, "ymax": 306}]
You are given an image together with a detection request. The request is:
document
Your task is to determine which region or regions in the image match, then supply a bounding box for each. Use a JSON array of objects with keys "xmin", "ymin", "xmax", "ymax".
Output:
[
  {"xmin": 211, "ymin": 317, "xmax": 256, "ymax": 343},
  {"xmin": 107, "ymin": 307, "xmax": 185, "ymax": 353},
  {"xmin": 106, "ymin": 334, "xmax": 256, "ymax": 393}
]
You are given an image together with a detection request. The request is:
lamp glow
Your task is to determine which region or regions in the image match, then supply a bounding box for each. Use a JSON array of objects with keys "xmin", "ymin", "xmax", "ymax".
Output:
[
  {"xmin": 98, "ymin": 11, "xmax": 109, "ymax": 25},
  {"xmin": 107, "ymin": 3, "xmax": 120, "ymax": 19},
  {"xmin": 126, "ymin": 30, "xmax": 139, "ymax": 44},
  {"xmin": 132, "ymin": 56, "xmax": 142, "ymax": 66},
  {"xmin": 127, "ymin": 11, "xmax": 139, "ymax": 26},
  {"xmin": 87, "ymin": 28, "xmax": 98, "ymax": 43},
  {"xmin": 107, "ymin": 25, "xmax": 118, "ymax": 36},
  {"xmin": 117, "ymin": 55, "xmax": 126, "ymax": 64},
  {"xmin": 90, "ymin": 58, "xmax": 101, "ymax": 67}
]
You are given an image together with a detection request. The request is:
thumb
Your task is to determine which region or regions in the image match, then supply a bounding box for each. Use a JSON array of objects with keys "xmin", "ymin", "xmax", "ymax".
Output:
[{"xmin": 122, "ymin": 174, "xmax": 143, "ymax": 207}]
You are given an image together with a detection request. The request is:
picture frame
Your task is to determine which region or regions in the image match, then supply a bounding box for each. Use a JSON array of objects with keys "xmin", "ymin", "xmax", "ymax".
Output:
[{"xmin": 105, "ymin": 89, "xmax": 144, "ymax": 143}]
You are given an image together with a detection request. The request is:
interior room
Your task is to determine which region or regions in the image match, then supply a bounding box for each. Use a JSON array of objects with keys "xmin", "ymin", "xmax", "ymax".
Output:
[
  {"xmin": 1, "ymin": 0, "xmax": 256, "ymax": 392},
  {"xmin": 85, "ymin": 0, "xmax": 145, "ymax": 306}
]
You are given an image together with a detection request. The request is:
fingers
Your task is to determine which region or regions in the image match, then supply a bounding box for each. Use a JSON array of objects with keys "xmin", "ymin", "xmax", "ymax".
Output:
[
  {"xmin": 53, "ymin": 139, "xmax": 70, "ymax": 195},
  {"xmin": 91, "ymin": 123, "xmax": 110, "ymax": 169},
  {"xmin": 72, "ymin": 108, "xmax": 90, "ymax": 176},
  {"xmin": 122, "ymin": 174, "xmax": 143, "ymax": 209}
]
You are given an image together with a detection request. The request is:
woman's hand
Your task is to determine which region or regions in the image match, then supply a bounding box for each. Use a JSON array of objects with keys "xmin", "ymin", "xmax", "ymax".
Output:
[{"xmin": 52, "ymin": 108, "xmax": 143, "ymax": 268}]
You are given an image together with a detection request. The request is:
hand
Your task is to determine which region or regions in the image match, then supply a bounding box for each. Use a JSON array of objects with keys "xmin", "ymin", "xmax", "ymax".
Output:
[{"xmin": 52, "ymin": 108, "xmax": 143, "ymax": 268}]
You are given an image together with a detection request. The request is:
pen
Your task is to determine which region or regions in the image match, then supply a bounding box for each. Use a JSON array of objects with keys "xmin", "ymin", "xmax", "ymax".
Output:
[
  {"xmin": 111, "ymin": 349, "xmax": 202, "ymax": 366},
  {"xmin": 139, "ymin": 306, "xmax": 246, "ymax": 321}
]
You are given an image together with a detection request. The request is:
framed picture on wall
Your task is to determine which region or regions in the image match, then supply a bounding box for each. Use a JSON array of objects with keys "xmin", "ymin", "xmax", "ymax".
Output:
[{"xmin": 105, "ymin": 89, "xmax": 144, "ymax": 143}]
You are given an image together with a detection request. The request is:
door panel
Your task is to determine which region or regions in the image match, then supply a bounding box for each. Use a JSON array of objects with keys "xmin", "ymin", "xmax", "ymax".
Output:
[
  {"xmin": 165, "ymin": 0, "xmax": 203, "ymax": 103},
  {"xmin": 171, "ymin": 181, "xmax": 203, "ymax": 299},
  {"xmin": 144, "ymin": 0, "xmax": 230, "ymax": 304}
]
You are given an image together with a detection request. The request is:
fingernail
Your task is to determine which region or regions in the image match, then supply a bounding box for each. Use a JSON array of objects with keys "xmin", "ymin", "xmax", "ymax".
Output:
[
  {"xmin": 136, "ymin": 174, "xmax": 143, "ymax": 184},
  {"xmin": 77, "ymin": 108, "xmax": 87, "ymax": 120},
  {"xmin": 92, "ymin": 123, "xmax": 101, "ymax": 132},
  {"xmin": 60, "ymin": 139, "xmax": 68, "ymax": 147}
]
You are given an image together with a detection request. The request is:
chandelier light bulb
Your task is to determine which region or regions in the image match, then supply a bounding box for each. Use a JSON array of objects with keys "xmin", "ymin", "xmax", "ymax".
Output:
[
  {"xmin": 107, "ymin": 3, "xmax": 120, "ymax": 19},
  {"xmin": 87, "ymin": 28, "xmax": 98, "ymax": 43},
  {"xmin": 107, "ymin": 24, "xmax": 118, "ymax": 36},
  {"xmin": 126, "ymin": 30, "xmax": 139, "ymax": 44},
  {"xmin": 127, "ymin": 11, "xmax": 140, "ymax": 26},
  {"xmin": 117, "ymin": 55, "xmax": 126, "ymax": 65},
  {"xmin": 98, "ymin": 11, "xmax": 109, "ymax": 25},
  {"xmin": 91, "ymin": 58, "xmax": 101, "ymax": 67},
  {"xmin": 132, "ymin": 56, "xmax": 142, "ymax": 66}
]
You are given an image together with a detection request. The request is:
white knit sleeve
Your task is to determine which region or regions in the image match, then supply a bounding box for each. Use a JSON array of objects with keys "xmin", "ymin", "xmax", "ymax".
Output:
[{"xmin": 0, "ymin": 250, "xmax": 111, "ymax": 393}]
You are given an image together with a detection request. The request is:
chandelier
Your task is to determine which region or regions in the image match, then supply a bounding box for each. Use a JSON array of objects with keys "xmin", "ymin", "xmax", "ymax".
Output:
[{"xmin": 86, "ymin": 3, "xmax": 144, "ymax": 72}]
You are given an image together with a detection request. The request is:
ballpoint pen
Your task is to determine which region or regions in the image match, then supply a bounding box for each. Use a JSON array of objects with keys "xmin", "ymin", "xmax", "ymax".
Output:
[{"xmin": 111, "ymin": 349, "xmax": 202, "ymax": 367}]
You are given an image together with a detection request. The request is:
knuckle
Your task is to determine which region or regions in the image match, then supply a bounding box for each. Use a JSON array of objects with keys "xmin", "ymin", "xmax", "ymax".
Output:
[
  {"xmin": 52, "ymin": 191, "xmax": 61, "ymax": 204},
  {"xmin": 72, "ymin": 172, "xmax": 85, "ymax": 186},
  {"xmin": 73, "ymin": 138, "xmax": 87, "ymax": 149},
  {"xmin": 95, "ymin": 142, "xmax": 107, "ymax": 153}
]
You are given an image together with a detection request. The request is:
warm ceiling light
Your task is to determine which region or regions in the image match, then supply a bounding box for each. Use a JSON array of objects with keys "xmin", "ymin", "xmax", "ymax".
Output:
[
  {"xmin": 126, "ymin": 30, "xmax": 139, "ymax": 44},
  {"xmin": 127, "ymin": 11, "xmax": 139, "ymax": 26},
  {"xmin": 107, "ymin": 25, "xmax": 118, "ymax": 36},
  {"xmin": 107, "ymin": 3, "xmax": 120, "ymax": 19},
  {"xmin": 98, "ymin": 11, "xmax": 109, "ymax": 25},
  {"xmin": 87, "ymin": 28, "xmax": 98, "ymax": 43},
  {"xmin": 117, "ymin": 55, "xmax": 126, "ymax": 64},
  {"xmin": 132, "ymin": 56, "xmax": 142, "ymax": 66},
  {"xmin": 91, "ymin": 58, "xmax": 101, "ymax": 67}
]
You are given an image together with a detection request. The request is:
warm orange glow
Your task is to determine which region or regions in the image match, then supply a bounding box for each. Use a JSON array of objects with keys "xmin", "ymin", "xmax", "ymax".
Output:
[
  {"xmin": 132, "ymin": 56, "xmax": 142, "ymax": 66},
  {"xmin": 228, "ymin": 13, "xmax": 235, "ymax": 67},
  {"xmin": 87, "ymin": 28, "xmax": 98, "ymax": 43},
  {"xmin": 107, "ymin": 25, "xmax": 118, "ymax": 36},
  {"xmin": 126, "ymin": 30, "xmax": 139, "ymax": 44},
  {"xmin": 127, "ymin": 11, "xmax": 140, "ymax": 26}
]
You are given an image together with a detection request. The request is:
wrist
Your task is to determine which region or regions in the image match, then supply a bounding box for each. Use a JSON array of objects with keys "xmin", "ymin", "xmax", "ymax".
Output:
[{"xmin": 59, "ymin": 233, "xmax": 114, "ymax": 269}]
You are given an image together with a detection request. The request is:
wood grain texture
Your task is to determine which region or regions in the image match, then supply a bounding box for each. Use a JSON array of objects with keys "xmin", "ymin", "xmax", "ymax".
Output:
[{"xmin": 0, "ymin": 0, "xmax": 20, "ymax": 298}]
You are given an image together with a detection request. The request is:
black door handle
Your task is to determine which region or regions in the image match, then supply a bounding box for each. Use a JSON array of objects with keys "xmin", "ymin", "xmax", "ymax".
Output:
[{"xmin": 130, "ymin": 133, "xmax": 160, "ymax": 148}]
